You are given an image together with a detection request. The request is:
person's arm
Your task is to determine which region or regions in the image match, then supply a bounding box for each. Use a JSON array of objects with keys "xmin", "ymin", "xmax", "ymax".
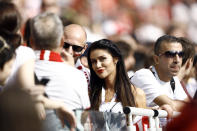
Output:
[
  {"xmin": 16, "ymin": 58, "xmax": 35, "ymax": 88},
  {"xmin": 29, "ymin": 86, "xmax": 76, "ymax": 130},
  {"xmin": 132, "ymin": 85, "xmax": 147, "ymax": 108},
  {"xmin": 16, "ymin": 59, "xmax": 46, "ymax": 119},
  {"xmin": 41, "ymin": 97, "xmax": 76, "ymax": 130},
  {"xmin": 131, "ymin": 69, "xmax": 162, "ymax": 106},
  {"xmin": 154, "ymin": 95, "xmax": 187, "ymax": 112}
]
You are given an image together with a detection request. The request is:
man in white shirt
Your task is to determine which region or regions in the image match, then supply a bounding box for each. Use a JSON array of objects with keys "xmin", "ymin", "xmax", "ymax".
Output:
[
  {"xmin": 30, "ymin": 13, "xmax": 90, "ymax": 130},
  {"xmin": 131, "ymin": 35, "xmax": 188, "ymax": 112},
  {"xmin": 62, "ymin": 24, "xmax": 90, "ymax": 88},
  {"xmin": 30, "ymin": 12, "xmax": 90, "ymax": 110}
]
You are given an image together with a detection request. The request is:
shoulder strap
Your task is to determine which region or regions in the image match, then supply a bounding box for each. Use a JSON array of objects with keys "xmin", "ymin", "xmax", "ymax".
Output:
[{"xmin": 170, "ymin": 78, "xmax": 175, "ymax": 93}]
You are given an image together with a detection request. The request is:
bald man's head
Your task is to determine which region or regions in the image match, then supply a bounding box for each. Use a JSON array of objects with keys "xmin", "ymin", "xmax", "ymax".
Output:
[
  {"xmin": 64, "ymin": 24, "xmax": 87, "ymax": 47},
  {"xmin": 63, "ymin": 24, "xmax": 87, "ymax": 61}
]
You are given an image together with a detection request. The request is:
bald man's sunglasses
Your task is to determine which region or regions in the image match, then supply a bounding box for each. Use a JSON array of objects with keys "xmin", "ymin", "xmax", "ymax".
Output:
[
  {"xmin": 63, "ymin": 42, "xmax": 84, "ymax": 52},
  {"xmin": 159, "ymin": 51, "xmax": 184, "ymax": 58}
]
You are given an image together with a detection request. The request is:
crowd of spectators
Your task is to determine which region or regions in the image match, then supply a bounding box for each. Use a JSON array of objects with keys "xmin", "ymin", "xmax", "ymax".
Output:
[{"xmin": 1, "ymin": 0, "xmax": 197, "ymax": 130}]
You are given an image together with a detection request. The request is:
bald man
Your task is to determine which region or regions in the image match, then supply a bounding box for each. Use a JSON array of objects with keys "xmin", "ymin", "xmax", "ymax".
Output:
[
  {"xmin": 62, "ymin": 24, "xmax": 90, "ymax": 88},
  {"xmin": 62, "ymin": 24, "xmax": 87, "ymax": 63}
]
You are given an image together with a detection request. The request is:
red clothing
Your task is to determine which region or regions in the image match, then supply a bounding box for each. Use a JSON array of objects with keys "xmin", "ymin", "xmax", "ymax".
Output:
[{"xmin": 166, "ymin": 101, "xmax": 197, "ymax": 131}]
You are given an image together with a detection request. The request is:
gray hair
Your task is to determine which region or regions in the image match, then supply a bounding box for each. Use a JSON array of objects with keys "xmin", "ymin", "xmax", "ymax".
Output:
[{"xmin": 31, "ymin": 12, "xmax": 63, "ymax": 50}]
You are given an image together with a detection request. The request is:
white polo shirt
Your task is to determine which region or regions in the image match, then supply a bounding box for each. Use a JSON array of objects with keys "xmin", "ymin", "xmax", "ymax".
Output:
[
  {"xmin": 131, "ymin": 66, "xmax": 187, "ymax": 107},
  {"xmin": 34, "ymin": 50, "xmax": 90, "ymax": 110}
]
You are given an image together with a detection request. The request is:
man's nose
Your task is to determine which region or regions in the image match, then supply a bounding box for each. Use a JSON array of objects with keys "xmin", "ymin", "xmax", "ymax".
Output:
[
  {"xmin": 173, "ymin": 54, "xmax": 181, "ymax": 63},
  {"xmin": 67, "ymin": 46, "xmax": 74, "ymax": 56}
]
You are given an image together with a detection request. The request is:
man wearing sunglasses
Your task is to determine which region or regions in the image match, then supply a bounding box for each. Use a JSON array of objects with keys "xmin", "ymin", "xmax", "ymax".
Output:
[
  {"xmin": 62, "ymin": 24, "xmax": 87, "ymax": 64},
  {"xmin": 62, "ymin": 24, "xmax": 90, "ymax": 88},
  {"xmin": 131, "ymin": 35, "xmax": 188, "ymax": 113}
]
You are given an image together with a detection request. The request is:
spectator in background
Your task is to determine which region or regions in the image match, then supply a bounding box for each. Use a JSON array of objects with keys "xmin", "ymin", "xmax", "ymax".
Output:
[
  {"xmin": 131, "ymin": 35, "xmax": 188, "ymax": 112},
  {"xmin": 177, "ymin": 37, "xmax": 195, "ymax": 99},
  {"xmin": 0, "ymin": 1, "xmax": 47, "ymax": 121},
  {"xmin": 115, "ymin": 40, "xmax": 136, "ymax": 78},
  {"xmin": 185, "ymin": 55, "xmax": 197, "ymax": 99},
  {"xmin": 0, "ymin": 36, "xmax": 15, "ymax": 87},
  {"xmin": 166, "ymin": 24, "xmax": 187, "ymax": 37},
  {"xmin": 0, "ymin": 1, "xmax": 36, "ymax": 89},
  {"xmin": 0, "ymin": 2, "xmax": 77, "ymax": 130},
  {"xmin": 62, "ymin": 24, "xmax": 90, "ymax": 88}
]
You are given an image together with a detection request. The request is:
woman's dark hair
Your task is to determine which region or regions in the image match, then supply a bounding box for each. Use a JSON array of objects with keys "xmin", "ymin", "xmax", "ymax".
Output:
[
  {"xmin": 87, "ymin": 39, "xmax": 136, "ymax": 110},
  {"xmin": 0, "ymin": 36, "xmax": 15, "ymax": 70},
  {"xmin": 0, "ymin": 1, "xmax": 22, "ymax": 49}
]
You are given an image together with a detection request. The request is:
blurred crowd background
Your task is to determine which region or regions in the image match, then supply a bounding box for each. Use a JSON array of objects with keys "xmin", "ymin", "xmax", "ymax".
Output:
[{"xmin": 5, "ymin": 0, "xmax": 197, "ymax": 71}]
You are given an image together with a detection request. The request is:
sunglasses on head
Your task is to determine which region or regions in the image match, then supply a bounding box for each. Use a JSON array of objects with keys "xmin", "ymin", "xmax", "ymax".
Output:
[
  {"xmin": 159, "ymin": 51, "xmax": 184, "ymax": 58},
  {"xmin": 63, "ymin": 42, "xmax": 84, "ymax": 52}
]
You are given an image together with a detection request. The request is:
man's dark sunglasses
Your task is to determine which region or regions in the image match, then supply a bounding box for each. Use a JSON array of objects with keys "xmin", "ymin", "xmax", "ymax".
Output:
[
  {"xmin": 63, "ymin": 42, "xmax": 84, "ymax": 52},
  {"xmin": 159, "ymin": 51, "xmax": 184, "ymax": 58}
]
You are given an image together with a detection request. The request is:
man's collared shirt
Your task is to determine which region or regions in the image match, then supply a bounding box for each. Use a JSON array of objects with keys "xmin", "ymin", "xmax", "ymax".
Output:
[{"xmin": 131, "ymin": 66, "xmax": 187, "ymax": 107}]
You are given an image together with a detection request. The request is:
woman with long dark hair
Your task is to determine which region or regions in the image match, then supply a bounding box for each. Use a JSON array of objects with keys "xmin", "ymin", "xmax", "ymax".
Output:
[{"xmin": 87, "ymin": 39, "xmax": 146, "ymax": 113}]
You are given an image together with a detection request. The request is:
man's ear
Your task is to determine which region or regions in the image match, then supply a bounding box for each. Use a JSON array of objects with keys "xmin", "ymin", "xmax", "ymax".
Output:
[{"xmin": 153, "ymin": 55, "xmax": 159, "ymax": 64}]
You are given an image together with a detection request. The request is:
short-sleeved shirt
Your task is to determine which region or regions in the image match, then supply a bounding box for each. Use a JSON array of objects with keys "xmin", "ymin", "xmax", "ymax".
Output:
[
  {"xmin": 5, "ymin": 46, "xmax": 36, "ymax": 87},
  {"xmin": 34, "ymin": 50, "xmax": 90, "ymax": 110},
  {"xmin": 131, "ymin": 66, "xmax": 187, "ymax": 107}
]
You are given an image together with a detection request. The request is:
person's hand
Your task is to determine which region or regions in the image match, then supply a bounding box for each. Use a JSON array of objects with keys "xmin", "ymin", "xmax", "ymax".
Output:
[
  {"xmin": 61, "ymin": 49, "xmax": 75, "ymax": 66},
  {"xmin": 24, "ymin": 85, "xmax": 45, "ymax": 97},
  {"xmin": 159, "ymin": 104, "xmax": 174, "ymax": 119},
  {"xmin": 56, "ymin": 104, "xmax": 76, "ymax": 131},
  {"xmin": 35, "ymin": 102, "xmax": 46, "ymax": 120}
]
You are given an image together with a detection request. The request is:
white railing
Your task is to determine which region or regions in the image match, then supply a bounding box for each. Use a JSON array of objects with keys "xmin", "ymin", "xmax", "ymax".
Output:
[{"xmin": 123, "ymin": 106, "xmax": 180, "ymax": 131}]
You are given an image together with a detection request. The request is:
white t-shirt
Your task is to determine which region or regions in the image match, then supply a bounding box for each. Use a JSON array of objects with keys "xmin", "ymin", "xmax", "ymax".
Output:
[
  {"xmin": 10, "ymin": 46, "xmax": 35, "ymax": 76},
  {"xmin": 34, "ymin": 50, "xmax": 90, "ymax": 110},
  {"xmin": 131, "ymin": 66, "xmax": 187, "ymax": 107},
  {"xmin": 5, "ymin": 46, "xmax": 35, "ymax": 86}
]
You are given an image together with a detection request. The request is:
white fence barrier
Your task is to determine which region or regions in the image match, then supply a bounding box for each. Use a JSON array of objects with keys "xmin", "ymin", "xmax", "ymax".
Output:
[{"xmin": 123, "ymin": 106, "xmax": 180, "ymax": 131}]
